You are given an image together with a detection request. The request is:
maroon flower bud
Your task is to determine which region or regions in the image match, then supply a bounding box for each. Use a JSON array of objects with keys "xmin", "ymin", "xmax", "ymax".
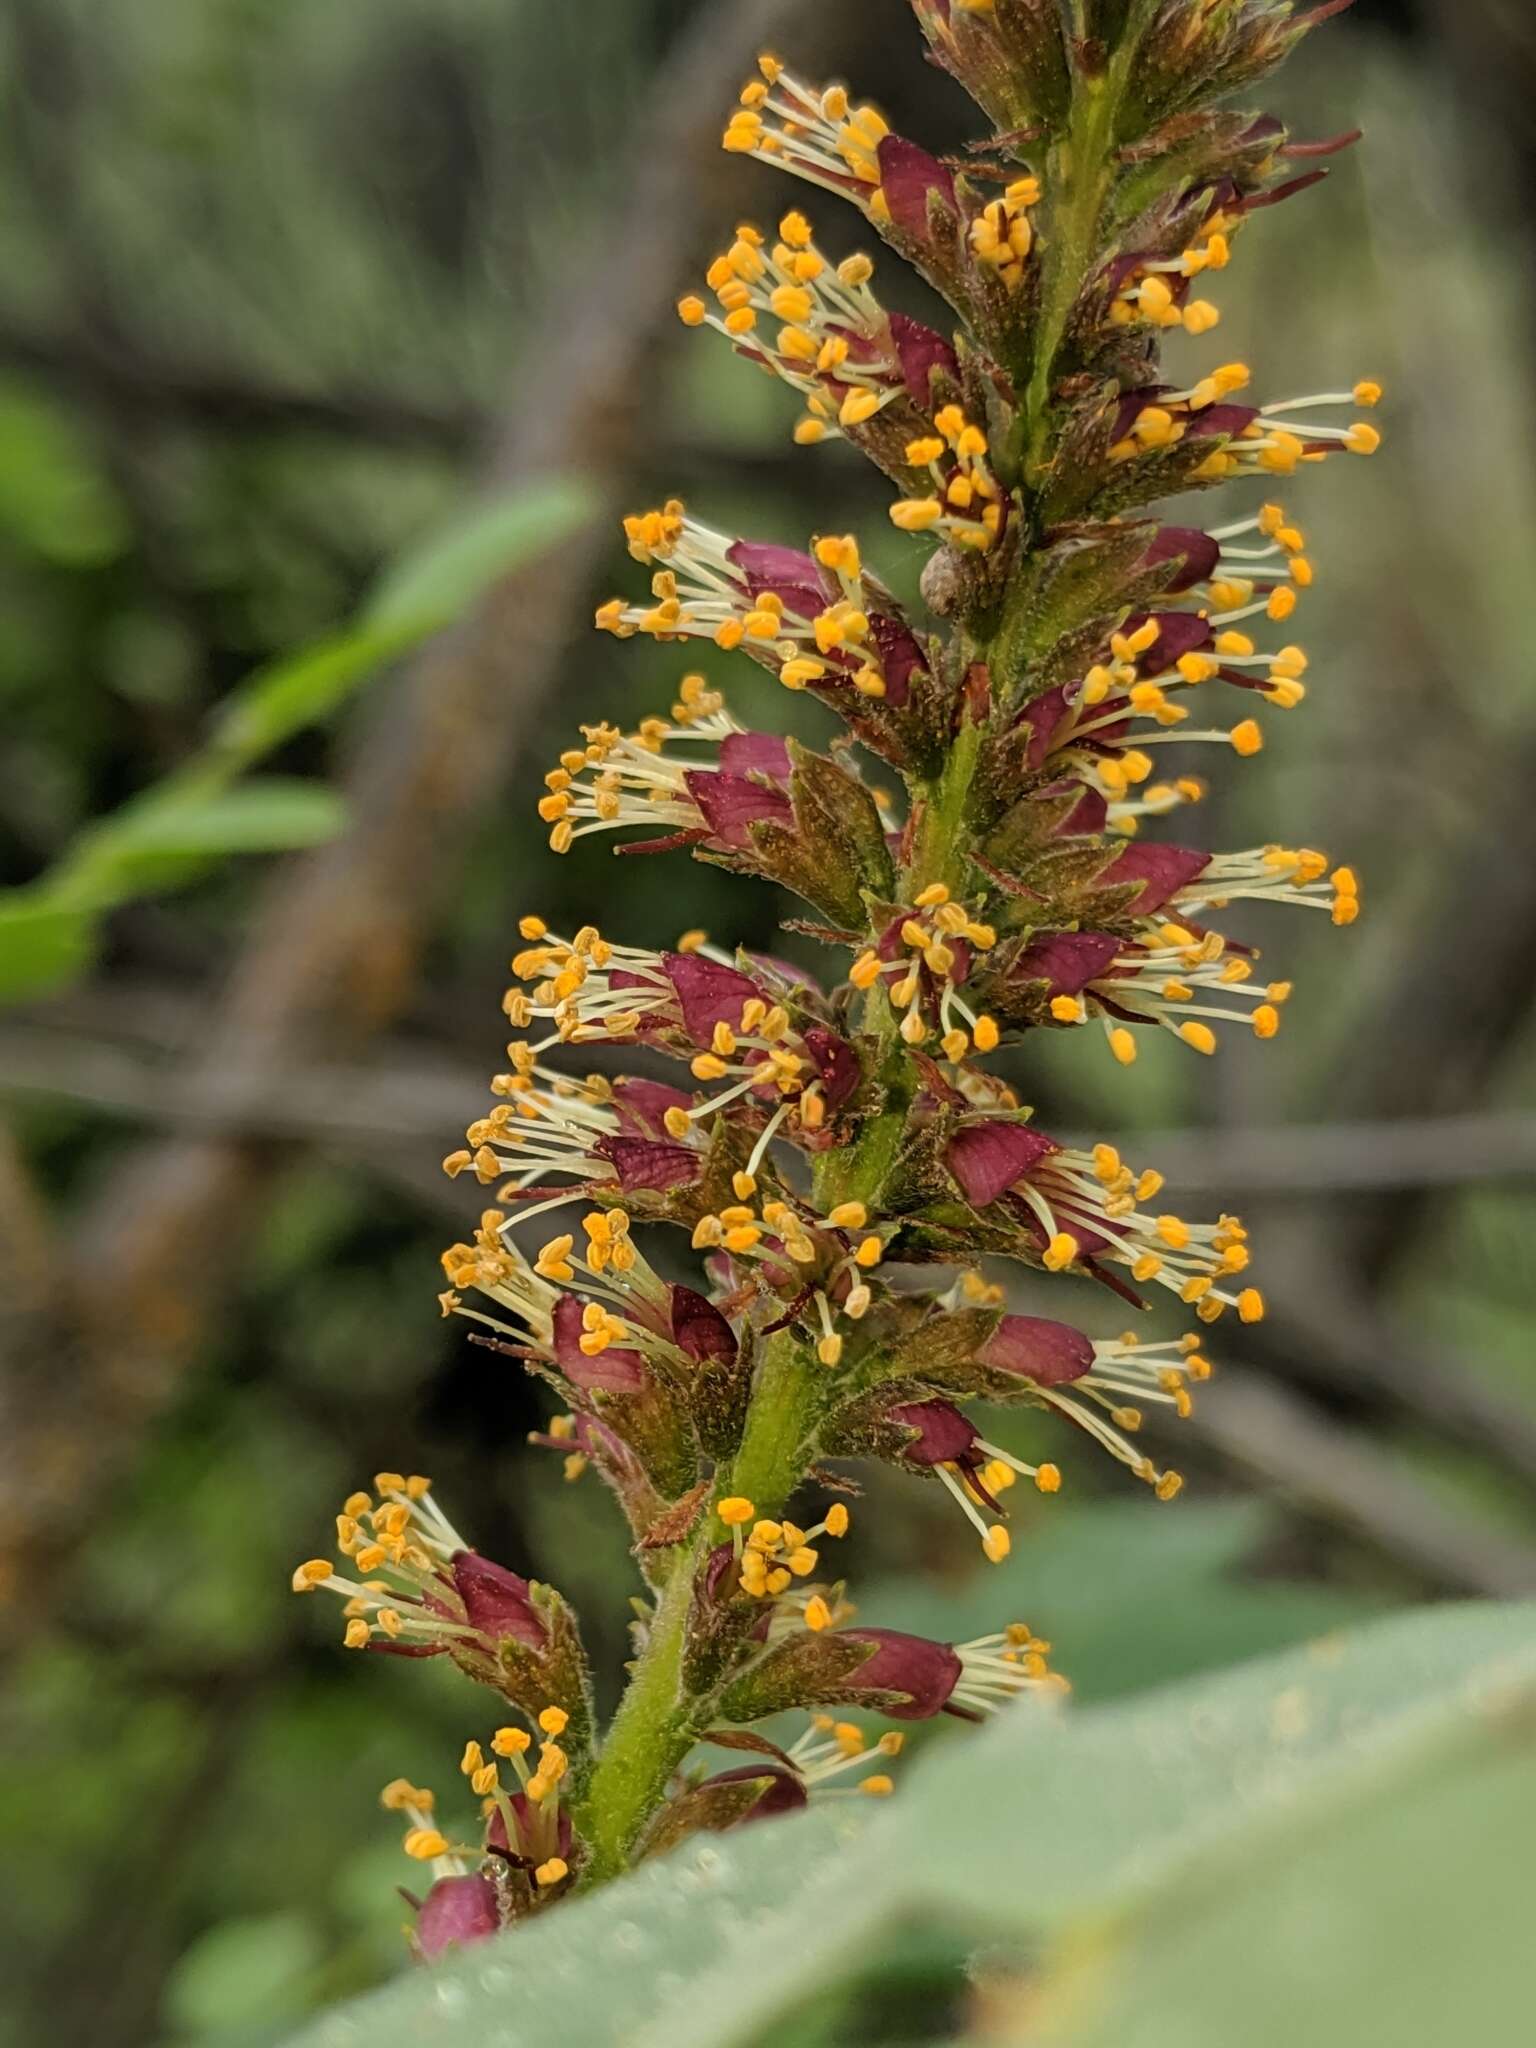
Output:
[
  {"xmin": 886, "ymin": 1398, "xmax": 982, "ymax": 1467},
  {"xmin": 415, "ymin": 1874, "xmax": 501, "ymax": 1959},
  {"xmin": 977, "ymin": 1314, "xmax": 1095, "ymax": 1387},
  {"xmin": 837, "ymin": 1628, "xmax": 964, "ymax": 1719},
  {"xmin": 1141, "ymin": 526, "xmax": 1221, "ymax": 591},
  {"xmin": 946, "ymin": 1120, "xmax": 1061, "ymax": 1207},
  {"xmin": 697, "ymin": 1763, "xmax": 808, "ymax": 1819}
]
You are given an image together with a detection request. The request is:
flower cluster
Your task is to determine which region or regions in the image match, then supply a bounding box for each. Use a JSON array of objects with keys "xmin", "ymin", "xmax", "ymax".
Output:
[{"xmin": 296, "ymin": 0, "xmax": 1372, "ymax": 1952}]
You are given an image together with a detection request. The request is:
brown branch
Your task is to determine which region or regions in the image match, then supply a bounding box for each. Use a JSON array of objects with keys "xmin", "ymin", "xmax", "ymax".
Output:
[
  {"xmin": 0, "ymin": 0, "xmax": 821, "ymax": 1625},
  {"xmin": 0, "ymin": 315, "xmax": 481, "ymax": 450},
  {"xmin": 1185, "ymin": 1371, "xmax": 1536, "ymax": 1598},
  {"xmin": 6, "ymin": 1016, "xmax": 1536, "ymax": 1189}
]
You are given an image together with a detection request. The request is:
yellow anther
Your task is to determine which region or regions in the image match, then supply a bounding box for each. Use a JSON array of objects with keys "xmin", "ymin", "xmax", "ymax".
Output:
[
  {"xmin": 1179, "ymin": 1021, "xmax": 1217, "ymax": 1055},
  {"xmin": 1043, "ymin": 1233, "xmax": 1080, "ymax": 1272},
  {"xmin": 824, "ymin": 1504, "xmax": 850, "ymax": 1538},
  {"xmin": 827, "ymin": 1201, "xmax": 867, "ymax": 1229},
  {"xmin": 1035, "ymin": 1463, "xmax": 1062, "ymax": 1494},
  {"xmin": 717, "ymin": 1496, "xmax": 756, "ymax": 1526},
  {"xmin": 539, "ymin": 1706, "xmax": 570, "ymax": 1736},
  {"xmin": 982, "ymin": 1524, "xmax": 1011, "ymax": 1563},
  {"xmin": 493, "ymin": 1727, "xmax": 532, "ymax": 1758},
  {"xmin": 973, "ymin": 1016, "xmax": 1000, "ymax": 1053},
  {"xmin": 1238, "ymin": 1288, "xmax": 1265, "ymax": 1323},
  {"xmin": 1230, "ymin": 718, "xmax": 1263, "ymax": 757},
  {"xmin": 535, "ymin": 1858, "xmax": 569, "ymax": 1887},
  {"xmin": 804, "ymin": 1595, "xmax": 832, "ymax": 1631},
  {"xmin": 291, "ymin": 1559, "xmax": 332, "ymax": 1592},
  {"xmin": 403, "ymin": 1829, "xmax": 450, "ymax": 1861}
]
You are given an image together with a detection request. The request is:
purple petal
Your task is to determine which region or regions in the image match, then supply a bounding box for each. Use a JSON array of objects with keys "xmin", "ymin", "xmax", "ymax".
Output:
[
  {"xmin": 866, "ymin": 612, "xmax": 925, "ymax": 708},
  {"xmin": 1186, "ymin": 403, "xmax": 1259, "ymax": 440},
  {"xmin": 978, "ymin": 1314, "xmax": 1095, "ymax": 1386},
  {"xmin": 661, "ymin": 952, "xmax": 767, "ymax": 1043},
  {"xmin": 685, "ymin": 769, "xmax": 795, "ymax": 850},
  {"xmin": 1099, "ymin": 842, "xmax": 1210, "ymax": 916},
  {"xmin": 875, "ymin": 135, "xmax": 958, "ymax": 245},
  {"xmin": 802, "ymin": 1024, "xmax": 862, "ymax": 1113},
  {"xmin": 610, "ymin": 1077, "xmax": 692, "ymax": 1140},
  {"xmin": 1058, "ymin": 785, "xmax": 1108, "ymax": 835},
  {"xmin": 595, "ymin": 1134, "xmax": 701, "ymax": 1194},
  {"xmin": 1141, "ymin": 526, "xmax": 1220, "ymax": 592},
  {"xmin": 450, "ymin": 1552, "xmax": 545, "ymax": 1650},
  {"xmin": 725, "ymin": 540, "xmax": 830, "ymax": 618},
  {"xmin": 1010, "ymin": 930, "xmax": 1121, "ymax": 995},
  {"xmin": 947, "ymin": 1121, "xmax": 1061, "ymax": 1207},
  {"xmin": 719, "ymin": 731, "xmax": 792, "ymax": 781},
  {"xmin": 1125, "ymin": 608, "xmax": 1213, "ymax": 666},
  {"xmin": 670, "ymin": 1284, "xmax": 738, "ymax": 1367},
  {"xmin": 416, "ymin": 1875, "xmax": 500, "ymax": 1958},
  {"xmin": 1017, "ymin": 686, "xmax": 1072, "ymax": 771},
  {"xmin": 888, "ymin": 310, "xmax": 958, "ymax": 406},
  {"xmin": 552, "ymin": 1293, "xmax": 648, "ymax": 1393}
]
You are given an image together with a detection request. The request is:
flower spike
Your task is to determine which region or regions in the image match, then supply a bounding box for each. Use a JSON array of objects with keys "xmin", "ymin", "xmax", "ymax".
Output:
[{"xmin": 294, "ymin": 0, "xmax": 1376, "ymax": 1942}]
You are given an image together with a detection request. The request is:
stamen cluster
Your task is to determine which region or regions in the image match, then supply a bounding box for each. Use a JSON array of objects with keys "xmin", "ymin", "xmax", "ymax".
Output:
[{"xmin": 294, "ymin": 0, "xmax": 1372, "ymax": 1952}]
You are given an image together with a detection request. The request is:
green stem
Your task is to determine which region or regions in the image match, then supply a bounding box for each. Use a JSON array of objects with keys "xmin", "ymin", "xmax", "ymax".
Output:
[
  {"xmin": 724, "ymin": 1327, "xmax": 827, "ymax": 1512},
  {"xmin": 572, "ymin": 1531, "xmax": 706, "ymax": 1885}
]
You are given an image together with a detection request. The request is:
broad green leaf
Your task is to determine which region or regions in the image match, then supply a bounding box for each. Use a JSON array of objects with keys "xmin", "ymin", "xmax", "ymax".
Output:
[
  {"xmin": 362, "ymin": 477, "xmax": 597, "ymax": 633},
  {"xmin": 282, "ymin": 1602, "xmax": 1536, "ymax": 2048},
  {"xmin": 286, "ymin": 1810, "xmax": 859, "ymax": 2048},
  {"xmin": 0, "ymin": 894, "xmax": 98, "ymax": 1000},
  {"xmin": 1017, "ymin": 1688, "xmax": 1536, "ymax": 2046}
]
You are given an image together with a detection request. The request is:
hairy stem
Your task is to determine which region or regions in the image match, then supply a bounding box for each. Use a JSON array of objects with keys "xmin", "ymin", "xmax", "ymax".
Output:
[{"xmin": 572, "ymin": 1529, "xmax": 707, "ymax": 1885}]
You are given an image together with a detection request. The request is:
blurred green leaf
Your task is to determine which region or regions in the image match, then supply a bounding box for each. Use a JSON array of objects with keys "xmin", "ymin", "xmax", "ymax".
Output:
[
  {"xmin": 206, "ymin": 623, "xmax": 432, "ymax": 771},
  {"xmin": 89, "ymin": 778, "xmax": 350, "ymax": 864},
  {"xmin": 0, "ymin": 895, "xmax": 97, "ymax": 1000},
  {"xmin": 165, "ymin": 1911, "xmax": 326, "ymax": 2036},
  {"xmin": 281, "ymin": 1602, "xmax": 1536, "ymax": 2048},
  {"xmin": 362, "ymin": 477, "xmax": 596, "ymax": 633},
  {"xmin": 856, "ymin": 1499, "xmax": 1383, "ymax": 1708},
  {"xmin": 0, "ymin": 380, "xmax": 130, "ymax": 568}
]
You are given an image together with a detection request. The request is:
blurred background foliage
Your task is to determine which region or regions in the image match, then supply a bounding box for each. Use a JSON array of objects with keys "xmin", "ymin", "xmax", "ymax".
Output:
[{"xmin": 0, "ymin": 0, "xmax": 1533, "ymax": 2042}]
